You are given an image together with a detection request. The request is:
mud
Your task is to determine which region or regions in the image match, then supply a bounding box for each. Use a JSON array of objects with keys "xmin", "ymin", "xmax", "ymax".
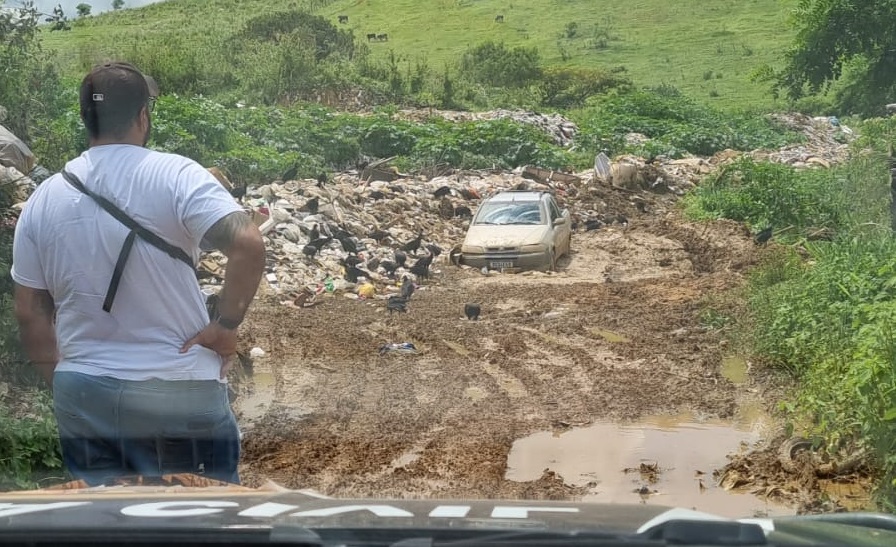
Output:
[
  {"xmin": 233, "ymin": 191, "xmax": 869, "ymax": 513},
  {"xmin": 506, "ymin": 415, "xmax": 791, "ymax": 518}
]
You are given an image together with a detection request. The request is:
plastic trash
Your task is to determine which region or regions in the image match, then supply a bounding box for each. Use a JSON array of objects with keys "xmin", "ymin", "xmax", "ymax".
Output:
[
  {"xmin": 358, "ymin": 282, "xmax": 376, "ymax": 298},
  {"xmin": 249, "ymin": 347, "xmax": 266, "ymax": 359},
  {"xmin": 378, "ymin": 342, "xmax": 417, "ymax": 355},
  {"xmin": 324, "ymin": 275, "xmax": 335, "ymax": 293}
]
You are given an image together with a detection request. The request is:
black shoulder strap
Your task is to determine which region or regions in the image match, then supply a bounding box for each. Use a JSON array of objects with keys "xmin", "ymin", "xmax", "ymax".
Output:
[
  {"xmin": 61, "ymin": 169, "xmax": 194, "ymax": 313},
  {"xmin": 61, "ymin": 170, "xmax": 194, "ymax": 268}
]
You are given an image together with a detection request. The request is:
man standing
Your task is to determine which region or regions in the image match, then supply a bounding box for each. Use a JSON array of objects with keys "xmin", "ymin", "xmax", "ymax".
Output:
[{"xmin": 11, "ymin": 62, "xmax": 265, "ymax": 485}]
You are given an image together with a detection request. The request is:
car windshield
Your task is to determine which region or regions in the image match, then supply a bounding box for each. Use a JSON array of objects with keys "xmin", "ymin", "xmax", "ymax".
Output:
[
  {"xmin": 1, "ymin": 0, "xmax": 889, "ymax": 543},
  {"xmin": 474, "ymin": 201, "xmax": 544, "ymax": 225}
]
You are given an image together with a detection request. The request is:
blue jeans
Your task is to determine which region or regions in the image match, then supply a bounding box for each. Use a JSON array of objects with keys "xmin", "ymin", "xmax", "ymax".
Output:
[{"xmin": 53, "ymin": 371, "xmax": 240, "ymax": 486}]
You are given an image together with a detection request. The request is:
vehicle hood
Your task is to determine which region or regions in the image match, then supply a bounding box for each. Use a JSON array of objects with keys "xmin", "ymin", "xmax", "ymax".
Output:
[
  {"xmin": 2, "ymin": 480, "xmax": 896, "ymax": 545},
  {"xmin": 463, "ymin": 224, "xmax": 548, "ymax": 248},
  {"xmin": 0, "ymin": 485, "xmax": 662, "ymax": 532}
]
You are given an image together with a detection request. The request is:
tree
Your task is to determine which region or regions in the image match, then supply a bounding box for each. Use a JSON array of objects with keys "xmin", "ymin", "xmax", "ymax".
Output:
[
  {"xmin": 75, "ymin": 3, "xmax": 91, "ymax": 17},
  {"xmin": 45, "ymin": 4, "xmax": 71, "ymax": 31},
  {"xmin": 770, "ymin": 0, "xmax": 896, "ymax": 115},
  {"xmin": 112, "ymin": 0, "xmax": 124, "ymax": 9}
]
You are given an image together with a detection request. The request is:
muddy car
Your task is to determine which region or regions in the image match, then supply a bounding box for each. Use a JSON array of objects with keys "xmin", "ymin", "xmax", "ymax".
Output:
[{"xmin": 458, "ymin": 190, "xmax": 572, "ymax": 271}]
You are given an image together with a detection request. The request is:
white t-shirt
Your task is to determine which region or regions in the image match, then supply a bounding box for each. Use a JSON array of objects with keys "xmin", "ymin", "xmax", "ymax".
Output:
[{"xmin": 11, "ymin": 145, "xmax": 243, "ymax": 382}]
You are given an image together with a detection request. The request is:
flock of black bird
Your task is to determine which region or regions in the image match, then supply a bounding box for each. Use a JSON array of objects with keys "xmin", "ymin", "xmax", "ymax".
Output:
[{"xmin": 242, "ymin": 174, "xmax": 482, "ymax": 321}]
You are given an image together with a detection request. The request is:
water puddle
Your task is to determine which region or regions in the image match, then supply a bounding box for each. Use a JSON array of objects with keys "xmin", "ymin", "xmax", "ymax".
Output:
[
  {"xmin": 506, "ymin": 413, "xmax": 791, "ymax": 518},
  {"xmin": 236, "ymin": 371, "xmax": 276, "ymax": 423},
  {"xmin": 721, "ymin": 355, "xmax": 748, "ymax": 384}
]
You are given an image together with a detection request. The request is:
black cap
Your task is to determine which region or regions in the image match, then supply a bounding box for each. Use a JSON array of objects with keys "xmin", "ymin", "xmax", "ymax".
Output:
[{"xmin": 79, "ymin": 62, "xmax": 158, "ymax": 139}]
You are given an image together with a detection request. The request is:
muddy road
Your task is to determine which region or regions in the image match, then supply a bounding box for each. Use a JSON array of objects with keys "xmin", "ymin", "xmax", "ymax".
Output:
[{"xmin": 230, "ymin": 198, "xmax": 824, "ymax": 516}]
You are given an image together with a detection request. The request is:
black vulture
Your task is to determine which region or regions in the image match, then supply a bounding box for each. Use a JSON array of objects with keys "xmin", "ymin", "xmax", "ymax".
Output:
[
  {"xmin": 368, "ymin": 228, "xmax": 391, "ymax": 243},
  {"xmin": 386, "ymin": 295, "xmax": 408, "ymax": 315},
  {"xmin": 229, "ymin": 181, "xmax": 248, "ymax": 203},
  {"xmin": 433, "ymin": 185, "xmax": 452, "ymax": 198},
  {"xmin": 400, "ymin": 276, "xmax": 415, "ymax": 300},
  {"xmin": 584, "ymin": 219, "xmax": 602, "ymax": 232},
  {"xmin": 344, "ymin": 265, "xmax": 367, "ymax": 283},
  {"xmin": 754, "ymin": 226, "xmax": 773, "ymax": 245},
  {"xmin": 464, "ymin": 303, "xmax": 481, "ymax": 321},
  {"xmin": 409, "ymin": 252, "xmax": 434, "ymax": 279},
  {"xmin": 402, "ymin": 233, "xmax": 424, "ymax": 255},
  {"xmin": 300, "ymin": 196, "xmax": 319, "ymax": 214},
  {"xmin": 426, "ymin": 243, "xmax": 443, "ymax": 257},
  {"xmin": 281, "ymin": 165, "xmax": 298, "ymax": 182},
  {"xmin": 338, "ymin": 236, "xmax": 358, "ymax": 254},
  {"xmin": 381, "ymin": 260, "xmax": 399, "ymax": 276}
]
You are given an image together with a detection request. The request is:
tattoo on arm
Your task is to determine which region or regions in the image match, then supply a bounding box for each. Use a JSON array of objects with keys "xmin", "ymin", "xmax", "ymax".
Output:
[{"xmin": 201, "ymin": 211, "xmax": 253, "ymax": 253}]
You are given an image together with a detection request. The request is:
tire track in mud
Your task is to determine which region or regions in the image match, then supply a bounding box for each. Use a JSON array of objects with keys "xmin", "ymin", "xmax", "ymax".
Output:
[{"xmin": 236, "ymin": 214, "xmax": 759, "ymax": 500}]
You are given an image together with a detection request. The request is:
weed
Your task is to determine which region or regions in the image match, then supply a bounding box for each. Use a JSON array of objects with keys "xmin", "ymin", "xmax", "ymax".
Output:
[{"xmin": 0, "ymin": 393, "xmax": 62, "ymax": 490}]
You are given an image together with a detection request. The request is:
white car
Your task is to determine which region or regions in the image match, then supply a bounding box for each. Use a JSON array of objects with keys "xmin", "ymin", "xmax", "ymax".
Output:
[{"xmin": 459, "ymin": 190, "xmax": 572, "ymax": 271}]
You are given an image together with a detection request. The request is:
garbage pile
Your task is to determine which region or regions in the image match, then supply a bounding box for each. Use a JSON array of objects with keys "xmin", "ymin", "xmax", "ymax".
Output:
[
  {"xmin": 758, "ymin": 113, "xmax": 854, "ymax": 168},
  {"xmin": 197, "ymin": 168, "xmax": 587, "ymax": 304},
  {"xmin": 599, "ymin": 113, "xmax": 857, "ymax": 192},
  {"xmin": 396, "ymin": 108, "xmax": 578, "ymax": 147}
]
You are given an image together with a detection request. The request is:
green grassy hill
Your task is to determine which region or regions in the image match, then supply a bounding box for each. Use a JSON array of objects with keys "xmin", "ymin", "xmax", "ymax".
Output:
[{"xmin": 41, "ymin": 0, "xmax": 797, "ymax": 110}]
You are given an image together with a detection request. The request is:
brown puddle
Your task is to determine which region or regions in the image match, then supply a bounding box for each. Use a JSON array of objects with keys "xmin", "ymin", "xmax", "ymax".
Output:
[
  {"xmin": 236, "ymin": 370, "xmax": 276, "ymax": 423},
  {"xmin": 721, "ymin": 355, "xmax": 748, "ymax": 384},
  {"xmin": 505, "ymin": 412, "xmax": 792, "ymax": 518}
]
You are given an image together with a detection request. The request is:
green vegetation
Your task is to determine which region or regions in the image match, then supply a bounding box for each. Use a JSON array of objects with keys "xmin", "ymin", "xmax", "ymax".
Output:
[
  {"xmin": 0, "ymin": 393, "xmax": 62, "ymax": 490},
  {"xmin": 39, "ymin": 0, "xmax": 797, "ymax": 109},
  {"xmin": 0, "ymin": 3, "xmax": 65, "ymax": 490},
  {"xmin": 572, "ymin": 87, "xmax": 799, "ymax": 160},
  {"xmin": 682, "ymin": 156, "xmax": 866, "ymax": 236},
  {"xmin": 684, "ymin": 125, "xmax": 896, "ymax": 507},
  {"xmin": 766, "ymin": 0, "xmax": 896, "ymax": 116}
]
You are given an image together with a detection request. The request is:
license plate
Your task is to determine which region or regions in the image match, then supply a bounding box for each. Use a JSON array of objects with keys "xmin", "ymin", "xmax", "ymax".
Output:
[{"xmin": 489, "ymin": 261, "xmax": 514, "ymax": 269}]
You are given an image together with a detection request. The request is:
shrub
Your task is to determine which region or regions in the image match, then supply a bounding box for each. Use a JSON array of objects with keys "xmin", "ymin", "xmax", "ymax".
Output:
[
  {"xmin": 460, "ymin": 41, "xmax": 542, "ymax": 88},
  {"xmin": 538, "ymin": 66, "xmax": 631, "ymax": 109}
]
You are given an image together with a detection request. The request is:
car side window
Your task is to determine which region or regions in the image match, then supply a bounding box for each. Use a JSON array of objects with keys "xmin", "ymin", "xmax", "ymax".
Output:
[{"xmin": 547, "ymin": 198, "xmax": 561, "ymax": 222}]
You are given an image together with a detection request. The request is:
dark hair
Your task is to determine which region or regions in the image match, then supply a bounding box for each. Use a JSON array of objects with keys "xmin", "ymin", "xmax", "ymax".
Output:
[{"xmin": 79, "ymin": 62, "xmax": 158, "ymax": 140}]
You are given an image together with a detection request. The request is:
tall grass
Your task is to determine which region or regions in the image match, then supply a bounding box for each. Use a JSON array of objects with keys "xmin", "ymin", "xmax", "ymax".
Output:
[{"xmin": 685, "ymin": 150, "xmax": 896, "ymax": 508}]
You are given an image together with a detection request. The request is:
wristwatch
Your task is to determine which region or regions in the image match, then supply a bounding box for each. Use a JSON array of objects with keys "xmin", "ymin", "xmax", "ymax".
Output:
[{"xmin": 216, "ymin": 316, "xmax": 241, "ymax": 330}]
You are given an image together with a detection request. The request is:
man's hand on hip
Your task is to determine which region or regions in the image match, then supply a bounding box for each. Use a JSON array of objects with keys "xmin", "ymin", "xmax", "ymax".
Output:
[{"xmin": 181, "ymin": 322, "xmax": 238, "ymax": 377}]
